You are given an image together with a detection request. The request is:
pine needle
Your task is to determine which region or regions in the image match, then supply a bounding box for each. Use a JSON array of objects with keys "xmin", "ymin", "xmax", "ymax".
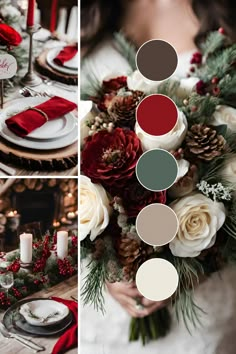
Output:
[
  {"xmin": 81, "ymin": 259, "xmax": 107, "ymax": 314},
  {"xmin": 114, "ymin": 32, "xmax": 137, "ymax": 71}
]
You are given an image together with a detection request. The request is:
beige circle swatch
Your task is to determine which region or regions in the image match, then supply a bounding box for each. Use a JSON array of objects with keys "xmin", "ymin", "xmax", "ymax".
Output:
[
  {"xmin": 136, "ymin": 204, "xmax": 179, "ymax": 246},
  {"xmin": 136, "ymin": 259, "xmax": 179, "ymax": 301}
]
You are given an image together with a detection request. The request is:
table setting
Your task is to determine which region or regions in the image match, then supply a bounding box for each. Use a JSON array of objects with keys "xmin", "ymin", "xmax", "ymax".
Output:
[
  {"xmin": 0, "ymin": 0, "xmax": 78, "ymax": 176},
  {"xmin": 0, "ymin": 229, "xmax": 78, "ymax": 353}
]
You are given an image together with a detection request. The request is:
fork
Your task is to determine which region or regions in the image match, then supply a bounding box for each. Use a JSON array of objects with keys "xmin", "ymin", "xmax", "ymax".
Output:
[
  {"xmin": 0, "ymin": 323, "xmax": 44, "ymax": 352},
  {"xmin": 19, "ymin": 87, "xmax": 52, "ymax": 98}
]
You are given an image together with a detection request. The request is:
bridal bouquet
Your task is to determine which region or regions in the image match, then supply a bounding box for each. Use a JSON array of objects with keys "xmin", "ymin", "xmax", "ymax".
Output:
[{"xmin": 81, "ymin": 29, "xmax": 236, "ymax": 344}]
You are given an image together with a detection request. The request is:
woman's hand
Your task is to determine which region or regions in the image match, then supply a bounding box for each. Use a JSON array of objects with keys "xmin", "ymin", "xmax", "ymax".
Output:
[{"xmin": 106, "ymin": 281, "xmax": 170, "ymax": 318}]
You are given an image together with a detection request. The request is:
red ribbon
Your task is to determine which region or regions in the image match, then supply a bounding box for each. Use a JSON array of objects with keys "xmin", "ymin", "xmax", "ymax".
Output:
[{"xmin": 50, "ymin": 0, "xmax": 58, "ymax": 33}]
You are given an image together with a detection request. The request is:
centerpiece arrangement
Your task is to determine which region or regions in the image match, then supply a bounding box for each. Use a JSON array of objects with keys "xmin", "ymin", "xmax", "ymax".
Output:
[
  {"xmin": 0, "ymin": 231, "xmax": 78, "ymax": 310},
  {"xmin": 81, "ymin": 29, "xmax": 236, "ymax": 344}
]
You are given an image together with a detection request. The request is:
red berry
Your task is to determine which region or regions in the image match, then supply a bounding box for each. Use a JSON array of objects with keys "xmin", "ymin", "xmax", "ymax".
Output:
[
  {"xmin": 211, "ymin": 77, "xmax": 219, "ymax": 84},
  {"xmin": 218, "ymin": 27, "xmax": 225, "ymax": 34}
]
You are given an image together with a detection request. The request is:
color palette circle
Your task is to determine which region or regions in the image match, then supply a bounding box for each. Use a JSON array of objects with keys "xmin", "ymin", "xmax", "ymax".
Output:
[
  {"xmin": 136, "ymin": 149, "xmax": 178, "ymax": 191},
  {"xmin": 136, "ymin": 258, "xmax": 179, "ymax": 301},
  {"xmin": 136, "ymin": 204, "xmax": 179, "ymax": 246},
  {"xmin": 136, "ymin": 40, "xmax": 178, "ymax": 81},
  {"xmin": 136, "ymin": 94, "xmax": 178, "ymax": 136}
]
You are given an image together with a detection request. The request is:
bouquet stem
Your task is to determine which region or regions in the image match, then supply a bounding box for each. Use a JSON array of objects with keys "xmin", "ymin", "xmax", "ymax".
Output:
[{"xmin": 129, "ymin": 307, "xmax": 171, "ymax": 345}]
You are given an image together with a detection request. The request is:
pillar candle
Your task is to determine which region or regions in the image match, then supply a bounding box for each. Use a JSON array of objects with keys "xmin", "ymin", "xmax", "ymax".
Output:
[
  {"xmin": 20, "ymin": 233, "xmax": 32, "ymax": 264},
  {"xmin": 57, "ymin": 231, "xmax": 68, "ymax": 259},
  {"xmin": 27, "ymin": 0, "xmax": 35, "ymax": 27},
  {"xmin": 50, "ymin": 0, "xmax": 58, "ymax": 33}
]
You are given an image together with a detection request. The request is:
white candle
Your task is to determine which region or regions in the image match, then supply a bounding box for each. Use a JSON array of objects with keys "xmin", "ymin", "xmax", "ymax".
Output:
[
  {"xmin": 57, "ymin": 231, "xmax": 68, "ymax": 259},
  {"xmin": 20, "ymin": 233, "xmax": 32, "ymax": 264}
]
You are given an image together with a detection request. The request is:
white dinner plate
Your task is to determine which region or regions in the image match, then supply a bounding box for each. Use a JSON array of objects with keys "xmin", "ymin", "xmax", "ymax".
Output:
[
  {"xmin": 47, "ymin": 47, "xmax": 78, "ymax": 75},
  {"xmin": 19, "ymin": 300, "xmax": 69, "ymax": 327},
  {"xmin": 0, "ymin": 97, "xmax": 78, "ymax": 150}
]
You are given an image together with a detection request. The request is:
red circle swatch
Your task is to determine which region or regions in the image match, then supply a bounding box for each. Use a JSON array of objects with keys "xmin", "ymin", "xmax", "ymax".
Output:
[{"xmin": 136, "ymin": 95, "xmax": 178, "ymax": 136}]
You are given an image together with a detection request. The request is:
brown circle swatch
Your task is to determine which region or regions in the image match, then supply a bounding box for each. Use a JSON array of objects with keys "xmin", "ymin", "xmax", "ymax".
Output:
[
  {"xmin": 136, "ymin": 204, "xmax": 179, "ymax": 246},
  {"xmin": 136, "ymin": 40, "xmax": 178, "ymax": 81},
  {"xmin": 136, "ymin": 259, "xmax": 179, "ymax": 301}
]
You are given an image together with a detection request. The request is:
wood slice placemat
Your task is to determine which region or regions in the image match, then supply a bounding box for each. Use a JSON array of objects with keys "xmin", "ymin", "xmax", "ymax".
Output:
[
  {"xmin": 35, "ymin": 49, "xmax": 78, "ymax": 86},
  {"xmin": 0, "ymin": 138, "xmax": 78, "ymax": 171}
]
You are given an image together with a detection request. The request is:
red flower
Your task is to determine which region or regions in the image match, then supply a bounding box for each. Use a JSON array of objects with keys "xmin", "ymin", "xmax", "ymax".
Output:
[
  {"xmin": 196, "ymin": 80, "xmax": 207, "ymax": 95},
  {"xmin": 0, "ymin": 23, "xmax": 22, "ymax": 47},
  {"xmin": 120, "ymin": 178, "xmax": 166, "ymax": 217},
  {"xmin": 96, "ymin": 76, "xmax": 127, "ymax": 111},
  {"xmin": 81, "ymin": 128, "xmax": 143, "ymax": 189},
  {"xmin": 190, "ymin": 52, "xmax": 202, "ymax": 65},
  {"xmin": 102, "ymin": 76, "xmax": 127, "ymax": 92}
]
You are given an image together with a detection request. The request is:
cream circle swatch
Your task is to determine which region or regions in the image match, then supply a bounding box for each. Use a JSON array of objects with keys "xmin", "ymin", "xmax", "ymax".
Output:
[
  {"xmin": 136, "ymin": 259, "xmax": 179, "ymax": 301},
  {"xmin": 136, "ymin": 204, "xmax": 179, "ymax": 246}
]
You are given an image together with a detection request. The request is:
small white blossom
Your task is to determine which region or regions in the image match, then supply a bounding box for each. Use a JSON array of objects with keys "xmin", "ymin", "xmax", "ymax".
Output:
[{"xmin": 197, "ymin": 180, "xmax": 232, "ymax": 201}]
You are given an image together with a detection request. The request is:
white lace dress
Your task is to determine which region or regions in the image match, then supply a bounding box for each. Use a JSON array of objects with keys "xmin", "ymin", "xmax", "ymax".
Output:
[{"xmin": 81, "ymin": 40, "xmax": 236, "ymax": 354}]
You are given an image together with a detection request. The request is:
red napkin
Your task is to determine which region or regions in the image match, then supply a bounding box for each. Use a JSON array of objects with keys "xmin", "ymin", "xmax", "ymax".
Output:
[
  {"xmin": 6, "ymin": 96, "xmax": 77, "ymax": 137},
  {"xmin": 54, "ymin": 46, "xmax": 78, "ymax": 66},
  {"xmin": 51, "ymin": 297, "xmax": 78, "ymax": 354}
]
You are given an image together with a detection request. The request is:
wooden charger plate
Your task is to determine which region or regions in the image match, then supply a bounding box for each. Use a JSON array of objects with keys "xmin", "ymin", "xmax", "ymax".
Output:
[
  {"xmin": 35, "ymin": 49, "xmax": 78, "ymax": 86},
  {"xmin": 0, "ymin": 137, "xmax": 78, "ymax": 171}
]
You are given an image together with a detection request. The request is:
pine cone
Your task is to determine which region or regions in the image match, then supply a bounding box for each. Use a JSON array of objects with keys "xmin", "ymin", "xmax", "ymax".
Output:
[
  {"xmin": 185, "ymin": 124, "xmax": 225, "ymax": 161},
  {"xmin": 116, "ymin": 234, "xmax": 154, "ymax": 281},
  {"xmin": 107, "ymin": 91, "xmax": 144, "ymax": 128}
]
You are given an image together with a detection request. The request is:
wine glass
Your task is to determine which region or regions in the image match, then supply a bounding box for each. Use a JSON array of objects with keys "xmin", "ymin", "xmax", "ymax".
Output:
[{"xmin": 0, "ymin": 271, "xmax": 14, "ymax": 298}]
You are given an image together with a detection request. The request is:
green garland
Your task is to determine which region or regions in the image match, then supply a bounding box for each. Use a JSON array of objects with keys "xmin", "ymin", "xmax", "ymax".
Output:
[{"xmin": 0, "ymin": 232, "xmax": 78, "ymax": 310}]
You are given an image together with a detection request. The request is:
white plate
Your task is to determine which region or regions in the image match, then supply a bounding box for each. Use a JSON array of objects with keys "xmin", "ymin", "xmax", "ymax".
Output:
[
  {"xmin": 19, "ymin": 300, "xmax": 69, "ymax": 327},
  {"xmin": 47, "ymin": 47, "xmax": 78, "ymax": 75},
  {"xmin": 0, "ymin": 97, "xmax": 78, "ymax": 150}
]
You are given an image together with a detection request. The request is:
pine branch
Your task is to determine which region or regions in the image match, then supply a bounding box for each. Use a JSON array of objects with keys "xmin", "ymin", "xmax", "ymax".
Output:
[
  {"xmin": 200, "ymin": 31, "xmax": 226, "ymax": 57},
  {"xmin": 184, "ymin": 93, "xmax": 220, "ymax": 125},
  {"xmin": 172, "ymin": 257, "xmax": 205, "ymax": 331},
  {"xmin": 80, "ymin": 61, "xmax": 103, "ymax": 100},
  {"xmin": 114, "ymin": 32, "xmax": 137, "ymax": 71},
  {"xmin": 81, "ymin": 259, "xmax": 107, "ymax": 313}
]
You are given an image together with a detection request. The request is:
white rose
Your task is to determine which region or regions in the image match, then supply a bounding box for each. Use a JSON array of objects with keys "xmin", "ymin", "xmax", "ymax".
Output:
[
  {"xmin": 127, "ymin": 70, "xmax": 160, "ymax": 93},
  {"xmin": 1, "ymin": 6, "xmax": 21, "ymax": 19},
  {"xmin": 169, "ymin": 193, "xmax": 226, "ymax": 257},
  {"xmin": 220, "ymin": 157, "xmax": 236, "ymax": 184},
  {"xmin": 135, "ymin": 110, "xmax": 188, "ymax": 151},
  {"xmin": 80, "ymin": 176, "xmax": 112, "ymax": 241},
  {"xmin": 176, "ymin": 159, "xmax": 190, "ymax": 181},
  {"xmin": 80, "ymin": 101, "xmax": 94, "ymax": 147},
  {"xmin": 212, "ymin": 105, "xmax": 236, "ymax": 132},
  {"xmin": 176, "ymin": 77, "xmax": 199, "ymax": 99}
]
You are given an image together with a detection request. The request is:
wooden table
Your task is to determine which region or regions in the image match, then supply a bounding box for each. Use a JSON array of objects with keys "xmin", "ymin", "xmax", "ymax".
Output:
[{"xmin": 0, "ymin": 275, "xmax": 78, "ymax": 354}]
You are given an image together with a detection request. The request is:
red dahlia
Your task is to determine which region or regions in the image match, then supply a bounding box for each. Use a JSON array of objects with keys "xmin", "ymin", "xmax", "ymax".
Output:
[
  {"xmin": 102, "ymin": 76, "xmax": 127, "ymax": 92},
  {"xmin": 120, "ymin": 178, "xmax": 166, "ymax": 217},
  {"xmin": 81, "ymin": 128, "xmax": 143, "ymax": 189},
  {"xmin": 96, "ymin": 76, "xmax": 127, "ymax": 111},
  {"xmin": 0, "ymin": 23, "xmax": 22, "ymax": 47}
]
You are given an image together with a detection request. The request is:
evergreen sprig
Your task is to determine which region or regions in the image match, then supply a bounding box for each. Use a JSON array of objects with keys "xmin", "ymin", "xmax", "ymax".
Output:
[
  {"xmin": 172, "ymin": 257, "xmax": 205, "ymax": 331},
  {"xmin": 114, "ymin": 32, "xmax": 137, "ymax": 71},
  {"xmin": 200, "ymin": 31, "xmax": 226, "ymax": 57},
  {"xmin": 81, "ymin": 258, "xmax": 107, "ymax": 313}
]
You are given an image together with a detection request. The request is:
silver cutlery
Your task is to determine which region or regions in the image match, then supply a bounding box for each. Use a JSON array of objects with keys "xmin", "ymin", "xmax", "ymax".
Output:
[
  {"xmin": 42, "ymin": 78, "xmax": 77, "ymax": 92},
  {"xmin": 0, "ymin": 322, "xmax": 45, "ymax": 352},
  {"xmin": 19, "ymin": 87, "xmax": 52, "ymax": 98},
  {"xmin": 0, "ymin": 162, "xmax": 16, "ymax": 176}
]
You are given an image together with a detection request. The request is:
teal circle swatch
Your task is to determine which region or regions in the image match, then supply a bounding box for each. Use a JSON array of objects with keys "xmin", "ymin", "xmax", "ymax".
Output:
[{"xmin": 136, "ymin": 149, "xmax": 178, "ymax": 191}]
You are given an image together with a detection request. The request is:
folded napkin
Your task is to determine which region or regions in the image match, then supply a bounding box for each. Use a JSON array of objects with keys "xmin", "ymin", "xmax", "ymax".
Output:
[
  {"xmin": 6, "ymin": 96, "xmax": 77, "ymax": 137},
  {"xmin": 54, "ymin": 46, "xmax": 78, "ymax": 66},
  {"xmin": 51, "ymin": 297, "xmax": 78, "ymax": 354}
]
